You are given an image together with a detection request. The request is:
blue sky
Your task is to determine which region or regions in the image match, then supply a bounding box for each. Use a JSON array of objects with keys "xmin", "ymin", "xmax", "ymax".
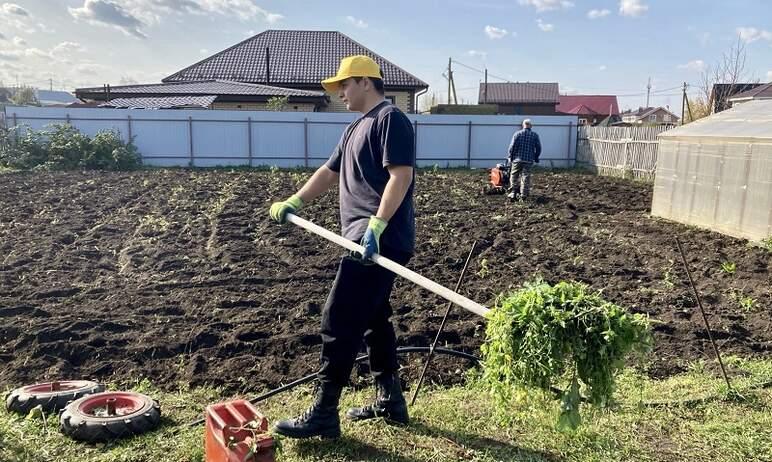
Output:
[{"xmin": 1, "ymin": 0, "xmax": 771, "ymax": 112}]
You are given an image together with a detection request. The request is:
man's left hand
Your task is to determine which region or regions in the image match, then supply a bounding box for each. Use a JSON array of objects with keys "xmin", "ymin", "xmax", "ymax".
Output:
[{"xmin": 359, "ymin": 216, "xmax": 388, "ymax": 261}]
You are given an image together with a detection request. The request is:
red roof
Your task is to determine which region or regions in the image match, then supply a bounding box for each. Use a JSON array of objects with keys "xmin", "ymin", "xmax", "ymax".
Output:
[{"xmin": 557, "ymin": 95, "xmax": 619, "ymax": 116}]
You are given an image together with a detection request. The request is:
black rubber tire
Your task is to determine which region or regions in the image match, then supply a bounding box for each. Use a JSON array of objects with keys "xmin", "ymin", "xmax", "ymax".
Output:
[
  {"xmin": 59, "ymin": 391, "xmax": 161, "ymax": 442},
  {"xmin": 5, "ymin": 381, "xmax": 104, "ymax": 415}
]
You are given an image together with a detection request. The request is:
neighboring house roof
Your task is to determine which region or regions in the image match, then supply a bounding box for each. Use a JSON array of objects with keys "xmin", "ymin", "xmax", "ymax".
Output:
[
  {"xmin": 728, "ymin": 82, "xmax": 772, "ymax": 101},
  {"xmin": 479, "ymin": 82, "xmax": 559, "ymax": 104},
  {"xmin": 557, "ymin": 95, "xmax": 619, "ymax": 115},
  {"xmin": 36, "ymin": 90, "xmax": 79, "ymax": 106},
  {"xmin": 710, "ymin": 83, "xmax": 764, "ymax": 112},
  {"xmin": 162, "ymin": 30, "xmax": 428, "ymax": 90},
  {"xmin": 76, "ymin": 80, "xmax": 326, "ymax": 99},
  {"xmin": 100, "ymin": 96, "xmax": 218, "ymax": 109}
]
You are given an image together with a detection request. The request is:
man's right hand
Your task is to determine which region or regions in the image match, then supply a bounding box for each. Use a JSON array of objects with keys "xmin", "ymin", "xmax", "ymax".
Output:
[{"xmin": 269, "ymin": 194, "xmax": 303, "ymax": 224}]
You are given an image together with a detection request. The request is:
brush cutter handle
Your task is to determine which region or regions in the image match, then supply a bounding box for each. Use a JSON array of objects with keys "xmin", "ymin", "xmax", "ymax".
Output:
[{"xmin": 286, "ymin": 213, "xmax": 489, "ymax": 317}]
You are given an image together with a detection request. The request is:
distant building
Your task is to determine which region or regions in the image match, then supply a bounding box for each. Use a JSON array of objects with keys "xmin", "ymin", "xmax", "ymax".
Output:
[
  {"xmin": 557, "ymin": 95, "xmax": 619, "ymax": 126},
  {"xmin": 727, "ymin": 82, "xmax": 772, "ymax": 106},
  {"xmin": 710, "ymin": 83, "xmax": 764, "ymax": 113},
  {"xmin": 478, "ymin": 82, "xmax": 559, "ymax": 115},
  {"xmin": 620, "ymin": 106, "xmax": 679, "ymax": 125}
]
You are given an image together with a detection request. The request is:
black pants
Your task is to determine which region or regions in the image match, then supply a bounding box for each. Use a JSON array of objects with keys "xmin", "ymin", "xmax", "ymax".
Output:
[{"xmin": 317, "ymin": 247, "xmax": 411, "ymax": 387}]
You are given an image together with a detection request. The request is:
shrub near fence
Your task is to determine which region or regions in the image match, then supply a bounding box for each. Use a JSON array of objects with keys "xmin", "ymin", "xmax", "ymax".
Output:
[{"xmin": 576, "ymin": 126, "xmax": 672, "ymax": 180}]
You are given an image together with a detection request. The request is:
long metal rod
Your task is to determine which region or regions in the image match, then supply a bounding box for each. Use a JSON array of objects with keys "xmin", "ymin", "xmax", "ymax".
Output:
[
  {"xmin": 411, "ymin": 241, "xmax": 477, "ymax": 405},
  {"xmin": 286, "ymin": 214, "xmax": 489, "ymax": 317},
  {"xmin": 187, "ymin": 346, "xmax": 480, "ymax": 427},
  {"xmin": 675, "ymin": 237, "xmax": 733, "ymax": 392}
]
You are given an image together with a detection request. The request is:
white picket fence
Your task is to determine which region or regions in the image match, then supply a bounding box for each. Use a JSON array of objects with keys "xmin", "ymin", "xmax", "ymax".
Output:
[
  {"xmin": 2, "ymin": 105, "xmax": 579, "ymax": 169},
  {"xmin": 576, "ymin": 126, "xmax": 673, "ymax": 179}
]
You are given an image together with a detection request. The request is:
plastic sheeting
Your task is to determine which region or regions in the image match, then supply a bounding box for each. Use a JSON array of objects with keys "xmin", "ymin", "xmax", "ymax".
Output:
[{"xmin": 652, "ymin": 100, "xmax": 772, "ymax": 242}]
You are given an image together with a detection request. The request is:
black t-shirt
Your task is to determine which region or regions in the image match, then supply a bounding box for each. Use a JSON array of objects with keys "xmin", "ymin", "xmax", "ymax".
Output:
[{"xmin": 325, "ymin": 101, "xmax": 415, "ymax": 254}]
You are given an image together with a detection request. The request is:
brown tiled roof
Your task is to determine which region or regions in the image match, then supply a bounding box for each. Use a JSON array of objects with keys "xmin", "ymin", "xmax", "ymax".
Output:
[
  {"xmin": 76, "ymin": 80, "xmax": 325, "ymax": 98},
  {"xmin": 479, "ymin": 82, "xmax": 559, "ymax": 104},
  {"xmin": 162, "ymin": 30, "xmax": 428, "ymax": 89},
  {"xmin": 729, "ymin": 82, "xmax": 772, "ymax": 100},
  {"xmin": 100, "ymin": 96, "xmax": 217, "ymax": 109}
]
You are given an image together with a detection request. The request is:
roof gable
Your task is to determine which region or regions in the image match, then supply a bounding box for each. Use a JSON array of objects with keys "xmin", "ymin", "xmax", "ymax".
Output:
[
  {"xmin": 162, "ymin": 30, "xmax": 428, "ymax": 89},
  {"xmin": 557, "ymin": 95, "xmax": 619, "ymax": 115},
  {"xmin": 478, "ymin": 82, "xmax": 559, "ymax": 104},
  {"xmin": 729, "ymin": 82, "xmax": 772, "ymax": 100}
]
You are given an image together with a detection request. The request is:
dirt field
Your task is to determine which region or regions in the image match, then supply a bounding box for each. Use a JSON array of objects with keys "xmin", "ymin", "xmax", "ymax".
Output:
[{"xmin": 0, "ymin": 169, "xmax": 770, "ymax": 394}]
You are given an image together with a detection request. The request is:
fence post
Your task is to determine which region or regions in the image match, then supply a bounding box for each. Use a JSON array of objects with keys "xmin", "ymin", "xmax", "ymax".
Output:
[
  {"xmin": 413, "ymin": 120, "xmax": 418, "ymax": 164},
  {"xmin": 566, "ymin": 121, "xmax": 573, "ymax": 167},
  {"xmin": 188, "ymin": 116, "xmax": 194, "ymax": 167},
  {"xmin": 304, "ymin": 117, "xmax": 309, "ymax": 168},
  {"xmin": 65, "ymin": 113, "xmax": 71, "ymax": 126},
  {"xmin": 12, "ymin": 112, "xmax": 17, "ymax": 144},
  {"xmin": 127, "ymin": 115, "xmax": 132, "ymax": 142},
  {"xmin": 247, "ymin": 117, "xmax": 253, "ymax": 168},
  {"xmin": 466, "ymin": 120, "xmax": 472, "ymax": 168}
]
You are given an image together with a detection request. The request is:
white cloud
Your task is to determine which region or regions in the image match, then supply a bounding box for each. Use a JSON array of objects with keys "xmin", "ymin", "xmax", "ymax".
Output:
[
  {"xmin": 536, "ymin": 19, "xmax": 554, "ymax": 32},
  {"xmin": 467, "ymin": 50, "xmax": 488, "ymax": 60},
  {"xmin": 199, "ymin": 48, "xmax": 208, "ymax": 55},
  {"xmin": 767, "ymin": 70, "xmax": 772, "ymax": 81},
  {"xmin": 587, "ymin": 8, "xmax": 610, "ymax": 19},
  {"xmin": 484, "ymin": 25, "xmax": 508, "ymax": 39},
  {"xmin": 52, "ymin": 41, "xmax": 86, "ymax": 55},
  {"xmin": 345, "ymin": 15, "xmax": 368, "ymax": 29},
  {"xmin": 23, "ymin": 48, "xmax": 51, "ymax": 59},
  {"xmin": 69, "ymin": 0, "xmax": 148, "ymax": 38},
  {"xmin": 619, "ymin": 0, "xmax": 648, "ymax": 17},
  {"xmin": 519, "ymin": 0, "xmax": 574, "ymax": 12},
  {"xmin": 698, "ymin": 32, "xmax": 710, "ymax": 46},
  {"xmin": 737, "ymin": 26, "xmax": 772, "ymax": 44},
  {"xmin": 76, "ymin": 62, "xmax": 110, "ymax": 75},
  {"xmin": 12, "ymin": 36, "xmax": 25, "ymax": 46},
  {"xmin": 598, "ymin": 65, "xmax": 607, "ymax": 71},
  {"xmin": 1, "ymin": 3, "xmax": 29, "ymax": 16},
  {"xmin": 0, "ymin": 32, "xmax": 5, "ymax": 40},
  {"xmin": 129, "ymin": 0, "xmax": 283, "ymax": 23},
  {"xmin": 678, "ymin": 59, "xmax": 705, "ymax": 72},
  {"xmin": 0, "ymin": 50, "xmax": 22, "ymax": 61}
]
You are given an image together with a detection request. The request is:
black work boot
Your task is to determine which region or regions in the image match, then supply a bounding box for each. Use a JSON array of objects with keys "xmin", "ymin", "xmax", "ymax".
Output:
[
  {"xmin": 273, "ymin": 383, "xmax": 342, "ymax": 439},
  {"xmin": 346, "ymin": 372, "xmax": 409, "ymax": 424}
]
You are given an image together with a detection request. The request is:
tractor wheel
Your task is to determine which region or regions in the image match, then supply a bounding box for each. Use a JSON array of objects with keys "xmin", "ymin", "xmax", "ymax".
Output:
[
  {"xmin": 60, "ymin": 391, "xmax": 161, "ymax": 442},
  {"xmin": 5, "ymin": 381, "xmax": 104, "ymax": 415}
]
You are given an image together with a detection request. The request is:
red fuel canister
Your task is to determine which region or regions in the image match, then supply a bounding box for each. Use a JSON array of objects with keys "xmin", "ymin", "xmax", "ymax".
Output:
[{"xmin": 205, "ymin": 399, "xmax": 275, "ymax": 462}]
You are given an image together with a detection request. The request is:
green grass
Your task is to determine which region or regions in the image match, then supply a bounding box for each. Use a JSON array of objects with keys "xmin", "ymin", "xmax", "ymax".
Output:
[{"xmin": 2, "ymin": 358, "xmax": 772, "ymax": 462}]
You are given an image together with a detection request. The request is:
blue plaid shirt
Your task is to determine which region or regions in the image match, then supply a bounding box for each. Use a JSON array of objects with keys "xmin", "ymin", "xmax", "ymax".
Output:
[{"xmin": 508, "ymin": 128, "xmax": 541, "ymax": 163}]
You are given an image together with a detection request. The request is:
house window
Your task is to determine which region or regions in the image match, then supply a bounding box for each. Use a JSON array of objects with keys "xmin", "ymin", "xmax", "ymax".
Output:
[
  {"xmin": 579, "ymin": 118, "xmax": 588, "ymax": 125},
  {"xmin": 648, "ymin": 114, "xmax": 657, "ymax": 122},
  {"xmin": 663, "ymin": 114, "xmax": 671, "ymax": 122},
  {"xmin": 385, "ymin": 95, "xmax": 396, "ymax": 104}
]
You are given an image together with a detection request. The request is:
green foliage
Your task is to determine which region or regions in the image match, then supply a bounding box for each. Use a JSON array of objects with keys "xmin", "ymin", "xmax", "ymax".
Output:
[
  {"xmin": 480, "ymin": 280, "xmax": 652, "ymax": 430},
  {"xmin": 0, "ymin": 123, "xmax": 141, "ymax": 171},
  {"xmin": 9, "ymin": 86, "xmax": 40, "ymax": 106},
  {"xmin": 761, "ymin": 237, "xmax": 772, "ymax": 252},
  {"xmin": 720, "ymin": 261, "xmax": 737, "ymax": 275},
  {"xmin": 266, "ymin": 96, "xmax": 289, "ymax": 111},
  {"xmin": 730, "ymin": 289, "xmax": 758, "ymax": 312}
]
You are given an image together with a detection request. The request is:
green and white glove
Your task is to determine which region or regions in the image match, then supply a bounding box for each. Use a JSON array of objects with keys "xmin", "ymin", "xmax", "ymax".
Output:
[
  {"xmin": 359, "ymin": 216, "xmax": 387, "ymax": 261},
  {"xmin": 269, "ymin": 194, "xmax": 303, "ymax": 224}
]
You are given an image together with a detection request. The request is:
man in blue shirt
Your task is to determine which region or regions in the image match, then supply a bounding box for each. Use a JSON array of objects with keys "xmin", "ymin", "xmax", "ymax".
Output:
[
  {"xmin": 507, "ymin": 119, "xmax": 541, "ymax": 201},
  {"xmin": 269, "ymin": 55, "xmax": 415, "ymax": 439}
]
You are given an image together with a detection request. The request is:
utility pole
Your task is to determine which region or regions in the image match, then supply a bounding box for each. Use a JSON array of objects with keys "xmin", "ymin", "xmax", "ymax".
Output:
[
  {"xmin": 646, "ymin": 77, "xmax": 651, "ymax": 108},
  {"xmin": 681, "ymin": 82, "xmax": 687, "ymax": 125},
  {"xmin": 49, "ymin": 78, "xmax": 53, "ymax": 91},
  {"xmin": 484, "ymin": 68, "xmax": 488, "ymax": 104}
]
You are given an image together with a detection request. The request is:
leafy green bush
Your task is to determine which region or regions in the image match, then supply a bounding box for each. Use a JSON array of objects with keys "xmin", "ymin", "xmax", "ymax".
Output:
[
  {"xmin": 480, "ymin": 280, "xmax": 652, "ymax": 430},
  {"xmin": 0, "ymin": 123, "xmax": 141, "ymax": 171}
]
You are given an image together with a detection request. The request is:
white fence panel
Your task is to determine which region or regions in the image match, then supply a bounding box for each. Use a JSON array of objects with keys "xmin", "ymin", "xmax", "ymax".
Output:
[{"xmin": 3, "ymin": 106, "xmax": 578, "ymax": 169}]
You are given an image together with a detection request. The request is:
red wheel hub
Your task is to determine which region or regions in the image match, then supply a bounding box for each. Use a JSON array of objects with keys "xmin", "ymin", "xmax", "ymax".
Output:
[{"xmin": 78, "ymin": 393, "xmax": 146, "ymax": 417}]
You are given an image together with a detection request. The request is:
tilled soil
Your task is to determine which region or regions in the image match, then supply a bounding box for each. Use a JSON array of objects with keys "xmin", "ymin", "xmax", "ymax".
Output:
[{"xmin": 0, "ymin": 169, "xmax": 770, "ymax": 394}]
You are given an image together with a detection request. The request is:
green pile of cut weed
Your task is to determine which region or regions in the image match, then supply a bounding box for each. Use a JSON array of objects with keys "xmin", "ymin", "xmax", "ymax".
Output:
[{"xmin": 480, "ymin": 280, "xmax": 652, "ymax": 429}]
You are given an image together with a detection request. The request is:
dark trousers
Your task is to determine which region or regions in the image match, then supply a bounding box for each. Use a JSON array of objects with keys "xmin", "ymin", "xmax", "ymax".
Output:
[{"xmin": 317, "ymin": 247, "xmax": 411, "ymax": 387}]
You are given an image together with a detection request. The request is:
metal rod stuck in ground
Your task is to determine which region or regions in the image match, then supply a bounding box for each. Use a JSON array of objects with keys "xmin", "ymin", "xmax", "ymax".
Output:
[{"xmin": 286, "ymin": 213, "xmax": 489, "ymax": 317}]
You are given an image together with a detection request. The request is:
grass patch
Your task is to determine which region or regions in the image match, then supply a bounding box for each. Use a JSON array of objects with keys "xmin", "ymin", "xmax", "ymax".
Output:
[{"xmin": 2, "ymin": 359, "xmax": 772, "ymax": 462}]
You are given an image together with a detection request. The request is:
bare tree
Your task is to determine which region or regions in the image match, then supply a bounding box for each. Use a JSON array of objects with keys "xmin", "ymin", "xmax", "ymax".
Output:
[{"xmin": 697, "ymin": 35, "xmax": 758, "ymax": 116}]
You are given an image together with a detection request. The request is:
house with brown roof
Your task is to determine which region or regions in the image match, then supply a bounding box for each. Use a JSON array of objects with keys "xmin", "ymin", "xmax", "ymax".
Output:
[
  {"xmin": 76, "ymin": 30, "xmax": 428, "ymax": 113},
  {"xmin": 556, "ymin": 95, "xmax": 619, "ymax": 126},
  {"xmin": 620, "ymin": 106, "xmax": 679, "ymax": 126},
  {"xmin": 727, "ymin": 82, "xmax": 772, "ymax": 106},
  {"xmin": 478, "ymin": 82, "xmax": 559, "ymax": 115}
]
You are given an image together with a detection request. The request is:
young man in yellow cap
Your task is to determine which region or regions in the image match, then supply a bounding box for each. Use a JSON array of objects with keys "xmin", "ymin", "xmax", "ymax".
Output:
[{"xmin": 269, "ymin": 55, "xmax": 415, "ymax": 439}]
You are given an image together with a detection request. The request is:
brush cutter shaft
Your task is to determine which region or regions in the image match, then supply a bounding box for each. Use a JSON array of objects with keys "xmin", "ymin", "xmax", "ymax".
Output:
[{"xmin": 286, "ymin": 214, "xmax": 489, "ymax": 317}]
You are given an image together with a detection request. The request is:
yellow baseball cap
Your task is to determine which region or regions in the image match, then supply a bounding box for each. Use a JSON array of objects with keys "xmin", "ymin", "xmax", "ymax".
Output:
[{"xmin": 321, "ymin": 55, "xmax": 382, "ymax": 93}]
